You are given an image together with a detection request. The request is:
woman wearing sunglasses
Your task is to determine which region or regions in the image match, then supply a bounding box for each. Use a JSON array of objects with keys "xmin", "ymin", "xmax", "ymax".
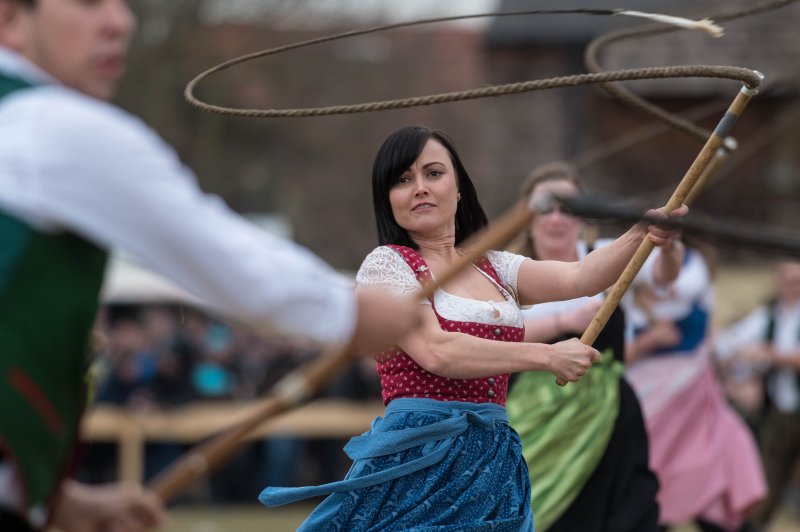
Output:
[{"xmin": 506, "ymin": 161, "xmax": 685, "ymax": 532}]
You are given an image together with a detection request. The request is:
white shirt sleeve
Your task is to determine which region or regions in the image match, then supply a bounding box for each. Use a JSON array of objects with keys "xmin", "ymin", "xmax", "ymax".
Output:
[
  {"xmin": 486, "ymin": 249, "xmax": 527, "ymax": 295},
  {"xmin": 0, "ymin": 87, "xmax": 355, "ymax": 345},
  {"xmin": 356, "ymin": 246, "xmax": 422, "ymax": 297},
  {"xmin": 714, "ymin": 306, "xmax": 769, "ymax": 360}
]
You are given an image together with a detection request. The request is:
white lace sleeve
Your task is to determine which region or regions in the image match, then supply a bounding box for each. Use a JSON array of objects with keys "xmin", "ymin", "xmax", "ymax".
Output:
[
  {"xmin": 486, "ymin": 250, "xmax": 528, "ymax": 294},
  {"xmin": 356, "ymin": 246, "xmax": 421, "ymax": 297}
]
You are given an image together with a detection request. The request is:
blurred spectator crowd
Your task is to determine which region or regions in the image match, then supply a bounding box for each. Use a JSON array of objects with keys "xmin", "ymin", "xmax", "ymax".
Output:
[{"xmin": 80, "ymin": 303, "xmax": 381, "ymax": 503}]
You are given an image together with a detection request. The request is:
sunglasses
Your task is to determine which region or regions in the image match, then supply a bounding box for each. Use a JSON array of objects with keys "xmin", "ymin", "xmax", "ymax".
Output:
[{"xmin": 534, "ymin": 204, "xmax": 576, "ymax": 217}]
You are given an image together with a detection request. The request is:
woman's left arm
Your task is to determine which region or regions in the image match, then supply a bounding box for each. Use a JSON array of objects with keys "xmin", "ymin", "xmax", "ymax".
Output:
[{"xmin": 516, "ymin": 206, "xmax": 687, "ymax": 306}]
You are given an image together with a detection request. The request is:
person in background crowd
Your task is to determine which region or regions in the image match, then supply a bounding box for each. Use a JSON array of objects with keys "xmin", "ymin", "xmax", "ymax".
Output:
[
  {"xmin": 715, "ymin": 260, "xmax": 800, "ymax": 531},
  {"xmin": 625, "ymin": 235, "xmax": 765, "ymax": 532}
]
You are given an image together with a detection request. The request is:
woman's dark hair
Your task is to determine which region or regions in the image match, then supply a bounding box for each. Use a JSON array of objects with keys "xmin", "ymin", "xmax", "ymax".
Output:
[{"xmin": 371, "ymin": 125, "xmax": 487, "ymax": 248}]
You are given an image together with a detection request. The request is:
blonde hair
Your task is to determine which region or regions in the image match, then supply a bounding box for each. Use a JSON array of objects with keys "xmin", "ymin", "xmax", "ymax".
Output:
[
  {"xmin": 508, "ymin": 161, "xmax": 585, "ymax": 258},
  {"xmin": 520, "ymin": 161, "xmax": 582, "ymax": 199}
]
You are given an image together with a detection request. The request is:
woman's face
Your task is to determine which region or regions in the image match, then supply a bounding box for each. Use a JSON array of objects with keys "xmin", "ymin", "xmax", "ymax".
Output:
[
  {"xmin": 389, "ymin": 138, "xmax": 460, "ymax": 239},
  {"xmin": 529, "ymin": 179, "xmax": 583, "ymax": 256}
]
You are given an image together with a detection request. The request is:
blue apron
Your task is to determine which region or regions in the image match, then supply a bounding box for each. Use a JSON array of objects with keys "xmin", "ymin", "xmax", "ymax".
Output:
[{"xmin": 261, "ymin": 398, "xmax": 534, "ymax": 531}]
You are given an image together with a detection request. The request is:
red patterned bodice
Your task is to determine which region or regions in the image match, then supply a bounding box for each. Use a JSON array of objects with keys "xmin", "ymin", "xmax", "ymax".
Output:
[{"xmin": 376, "ymin": 245, "xmax": 525, "ymax": 406}]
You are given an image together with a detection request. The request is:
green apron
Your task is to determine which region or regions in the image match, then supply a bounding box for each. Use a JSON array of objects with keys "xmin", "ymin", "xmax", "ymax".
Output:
[{"xmin": 506, "ymin": 350, "xmax": 622, "ymax": 531}]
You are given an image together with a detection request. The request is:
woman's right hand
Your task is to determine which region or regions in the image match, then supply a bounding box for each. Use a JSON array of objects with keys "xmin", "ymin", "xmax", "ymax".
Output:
[{"xmin": 549, "ymin": 337, "xmax": 601, "ymax": 383}]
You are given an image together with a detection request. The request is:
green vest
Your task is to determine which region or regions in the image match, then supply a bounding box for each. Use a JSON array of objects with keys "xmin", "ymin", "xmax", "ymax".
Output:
[{"xmin": 0, "ymin": 73, "xmax": 107, "ymax": 509}]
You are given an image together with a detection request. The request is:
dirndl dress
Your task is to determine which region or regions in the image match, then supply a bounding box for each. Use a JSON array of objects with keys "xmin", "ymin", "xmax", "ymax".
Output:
[
  {"xmin": 507, "ymin": 306, "xmax": 660, "ymax": 532},
  {"xmin": 626, "ymin": 250, "xmax": 766, "ymax": 528},
  {"xmin": 260, "ymin": 245, "xmax": 534, "ymax": 531},
  {"xmin": 627, "ymin": 344, "xmax": 766, "ymax": 529}
]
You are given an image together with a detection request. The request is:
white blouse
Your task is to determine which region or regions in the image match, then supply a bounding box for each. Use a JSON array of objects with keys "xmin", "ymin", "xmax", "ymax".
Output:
[{"xmin": 356, "ymin": 246, "xmax": 527, "ymax": 327}]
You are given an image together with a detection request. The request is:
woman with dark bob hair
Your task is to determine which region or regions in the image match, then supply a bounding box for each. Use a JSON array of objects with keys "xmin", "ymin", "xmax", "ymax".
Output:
[{"xmin": 260, "ymin": 126, "xmax": 685, "ymax": 530}]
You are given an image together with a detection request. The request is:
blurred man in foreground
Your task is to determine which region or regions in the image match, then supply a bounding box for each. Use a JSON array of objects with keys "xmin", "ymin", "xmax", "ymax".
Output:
[{"xmin": 0, "ymin": 1, "xmax": 420, "ymax": 530}]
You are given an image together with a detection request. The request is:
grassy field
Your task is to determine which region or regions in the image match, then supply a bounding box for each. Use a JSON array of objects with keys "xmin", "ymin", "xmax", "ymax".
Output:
[
  {"xmin": 163, "ymin": 504, "xmax": 800, "ymax": 532},
  {"xmin": 165, "ymin": 504, "xmax": 310, "ymax": 532}
]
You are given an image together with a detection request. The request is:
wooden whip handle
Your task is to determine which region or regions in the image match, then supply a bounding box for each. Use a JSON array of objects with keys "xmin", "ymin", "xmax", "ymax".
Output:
[
  {"xmin": 149, "ymin": 344, "xmax": 356, "ymax": 501},
  {"xmin": 555, "ymin": 84, "xmax": 757, "ymax": 387}
]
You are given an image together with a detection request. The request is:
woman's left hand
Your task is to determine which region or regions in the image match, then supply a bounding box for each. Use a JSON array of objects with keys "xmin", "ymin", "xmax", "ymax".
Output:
[{"xmin": 641, "ymin": 204, "xmax": 688, "ymax": 247}]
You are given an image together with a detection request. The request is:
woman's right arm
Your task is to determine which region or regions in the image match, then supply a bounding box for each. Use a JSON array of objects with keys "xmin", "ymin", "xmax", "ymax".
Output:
[
  {"xmin": 356, "ymin": 248, "xmax": 599, "ymax": 382},
  {"xmin": 394, "ymin": 307, "xmax": 599, "ymax": 383}
]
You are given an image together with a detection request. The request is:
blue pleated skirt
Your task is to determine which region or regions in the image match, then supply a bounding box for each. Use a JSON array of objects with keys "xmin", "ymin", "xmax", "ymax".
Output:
[{"xmin": 260, "ymin": 398, "xmax": 534, "ymax": 531}]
